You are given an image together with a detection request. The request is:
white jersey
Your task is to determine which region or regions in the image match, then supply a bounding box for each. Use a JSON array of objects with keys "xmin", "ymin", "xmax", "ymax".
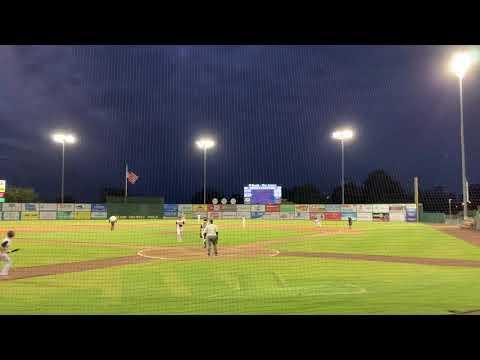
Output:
[
  {"xmin": 176, "ymin": 220, "xmax": 185, "ymax": 229},
  {"xmin": 109, "ymin": 216, "xmax": 117, "ymax": 223},
  {"xmin": 1, "ymin": 238, "xmax": 11, "ymax": 254},
  {"xmin": 203, "ymin": 223, "xmax": 218, "ymax": 237}
]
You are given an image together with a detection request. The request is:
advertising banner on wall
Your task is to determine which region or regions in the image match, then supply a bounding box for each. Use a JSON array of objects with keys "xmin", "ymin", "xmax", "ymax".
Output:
[
  {"xmin": 325, "ymin": 204, "xmax": 341, "ymax": 212},
  {"xmin": 236, "ymin": 211, "xmax": 251, "ymax": 219},
  {"xmin": 236, "ymin": 205, "xmax": 251, "ymax": 212},
  {"xmin": 57, "ymin": 211, "xmax": 74, "ymax": 220},
  {"xmin": 57, "ymin": 204, "xmax": 75, "ymax": 212},
  {"xmin": 406, "ymin": 208, "xmax": 417, "ymax": 222},
  {"xmin": 22, "ymin": 203, "xmax": 39, "ymax": 212},
  {"xmin": 341, "ymin": 212, "xmax": 357, "ymax": 221},
  {"xmin": 163, "ymin": 204, "xmax": 178, "ymax": 217},
  {"xmin": 357, "ymin": 212, "xmax": 373, "ymax": 221},
  {"xmin": 372, "ymin": 204, "xmax": 390, "ymax": 213},
  {"xmin": 21, "ymin": 211, "xmax": 39, "ymax": 220},
  {"xmin": 373, "ymin": 213, "xmax": 390, "ymax": 222},
  {"xmin": 308, "ymin": 204, "xmax": 326, "ymax": 212},
  {"xmin": 294, "ymin": 211, "xmax": 309, "ymax": 220},
  {"xmin": 2, "ymin": 212, "xmax": 20, "ymax": 220},
  {"xmin": 356, "ymin": 204, "xmax": 373, "ymax": 212},
  {"xmin": 74, "ymin": 204, "xmax": 92, "ymax": 212},
  {"xmin": 75, "ymin": 212, "xmax": 92, "ymax": 220},
  {"xmin": 178, "ymin": 204, "xmax": 193, "ymax": 212},
  {"xmin": 309, "ymin": 212, "xmax": 321, "ymax": 220},
  {"xmin": 280, "ymin": 204, "xmax": 295, "ymax": 213},
  {"xmin": 294, "ymin": 204, "xmax": 309, "ymax": 212},
  {"xmin": 221, "ymin": 212, "xmax": 237, "ymax": 219},
  {"xmin": 92, "ymin": 204, "xmax": 107, "ymax": 212},
  {"xmin": 251, "ymin": 205, "xmax": 266, "ymax": 212},
  {"xmin": 207, "ymin": 204, "xmax": 223, "ymax": 212},
  {"xmin": 389, "ymin": 204, "xmax": 405, "ymax": 212},
  {"xmin": 222, "ymin": 204, "xmax": 237, "ymax": 212},
  {"xmin": 0, "ymin": 180, "xmax": 5, "ymax": 193},
  {"xmin": 279, "ymin": 212, "xmax": 295, "ymax": 220},
  {"xmin": 263, "ymin": 212, "xmax": 280, "ymax": 220},
  {"xmin": 91, "ymin": 211, "xmax": 108, "ymax": 219},
  {"xmin": 39, "ymin": 211, "xmax": 58, "ymax": 220},
  {"xmin": 251, "ymin": 211, "xmax": 265, "ymax": 219},
  {"xmin": 2, "ymin": 203, "xmax": 21, "ymax": 212},
  {"xmin": 324, "ymin": 212, "xmax": 342, "ymax": 221},
  {"xmin": 39, "ymin": 203, "xmax": 58, "ymax": 211},
  {"xmin": 341, "ymin": 204, "xmax": 356, "ymax": 212},
  {"xmin": 208, "ymin": 211, "xmax": 221, "ymax": 219},
  {"xmin": 192, "ymin": 204, "xmax": 208, "ymax": 212},
  {"xmin": 265, "ymin": 204, "xmax": 280, "ymax": 212}
]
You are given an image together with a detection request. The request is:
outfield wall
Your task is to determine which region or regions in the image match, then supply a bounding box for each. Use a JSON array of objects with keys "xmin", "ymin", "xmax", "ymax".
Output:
[{"xmin": 0, "ymin": 202, "xmax": 418, "ymax": 222}]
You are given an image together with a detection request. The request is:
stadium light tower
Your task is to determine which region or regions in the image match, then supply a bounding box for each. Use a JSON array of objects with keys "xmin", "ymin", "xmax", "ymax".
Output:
[
  {"xmin": 196, "ymin": 137, "xmax": 215, "ymax": 204},
  {"xmin": 332, "ymin": 128, "xmax": 354, "ymax": 204},
  {"xmin": 52, "ymin": 132, "xmax": 76, "ymax": 204},
  {"xmin": 449, "ymin": 51, "xmax": 474, "ymax": 220}
]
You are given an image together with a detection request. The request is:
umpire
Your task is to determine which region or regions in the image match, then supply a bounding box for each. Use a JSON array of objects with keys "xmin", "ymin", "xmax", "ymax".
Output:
[{"xmin": 203, "ymin": 219, "xmax": 219, "ymax": 256}]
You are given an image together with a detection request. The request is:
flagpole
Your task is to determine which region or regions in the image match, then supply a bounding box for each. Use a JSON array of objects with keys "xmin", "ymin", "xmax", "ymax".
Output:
[{"xmin": 125, "ymin": 163, "xmax": 128, "ymax": 203}]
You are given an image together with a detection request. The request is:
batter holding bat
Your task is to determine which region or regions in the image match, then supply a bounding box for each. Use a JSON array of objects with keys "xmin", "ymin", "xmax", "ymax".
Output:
[{"xmin": 0, "ymin": 230, "xmax": 18, "ymax": 277}]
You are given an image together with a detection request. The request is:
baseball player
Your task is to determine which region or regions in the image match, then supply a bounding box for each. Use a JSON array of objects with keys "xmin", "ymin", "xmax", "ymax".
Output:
[
  {"xmin": 203, "ymin": 219, "xmax": 219, "ymax": 256},
  {"xmin": 242, "ymin": 216, "xmax": 246, "ymax": 228},
  {"xmin": 176, "ymin": 215, "xmax": 185, "ymax": 241},
  {"xmin": 314, "ymin": 215, "xmax": 322, "ymax": 226},
  {"xmin": 0, "ymin": 230, "xmax": 16, "ymax": 277},
  {"xmin": 200, "ymin": 217, "xmax": 208, "ymax": 248},
  {"xmin": 109, "ymin": 215, "xmax": 118, "ymax": 231},
  {"xmin": 348, "ymin": 217, "xmax": 353, "ymax": 229}
]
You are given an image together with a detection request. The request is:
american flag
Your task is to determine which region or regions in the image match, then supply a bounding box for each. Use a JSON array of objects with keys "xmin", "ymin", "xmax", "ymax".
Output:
[{"xmin": 127, "ymin": 170, "xmax": 139, "ymax": 184}]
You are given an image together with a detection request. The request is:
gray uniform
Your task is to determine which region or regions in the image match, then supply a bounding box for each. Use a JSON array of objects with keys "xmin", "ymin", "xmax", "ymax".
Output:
[{"xmin": 203, "ymin": 223, "xmax": 219, "ymax": 256}]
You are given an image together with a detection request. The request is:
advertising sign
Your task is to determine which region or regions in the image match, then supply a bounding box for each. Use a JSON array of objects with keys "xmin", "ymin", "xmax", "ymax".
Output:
[
  {"xmin": 324, "ymin": 212, "xmax": 342, "ymax": 221},
  {"xmin": 309, "ymin": 212, "xmax": 320, "ymax": 220},
  {"xmin": 357, "ymin": 212, "xmax": 373, "ymax": 221},
  {"xmin": 236, "ymin": 211, "xmax": 251, "ymax": 219},
  {"xmin": 308, "ymin": 204, "xmax": 326, "ymax": 212},
  {"xmin": 325, "ymin": 204, "xmax": 341, "ymax": 212},
  {"xmin": 294, "ymin": 204, "xmax": 309, "ymax": 212},
  {"xmin": 92, "ymin": 204, "xmax": 107, "ymax": 212},
  {"xmin": 356, "ymin": 204, "xmax": 373, "ymax": 212},
  {"xmin": 163, "ymin": 204, "xmax": 178, "ymax": 217},
  {"xmin": 74, "ymin": 204, "xmax": 92, "ymax": 212},
  {"xmin": 2, "ymin": 212, "xmax": 20, "ymax": 220},
  {"xmin": 75, "ymin": 212, "xmax": 92, "ymax": 220},
  {"xmin": 57, "ymin": 203, "xmax": 75, "ymax": 212},
  {"xmin": 372, "ymin": 204, "xmax": 390, "ymax": 213},
  {"xmin": 39, "ymin": 203, "xmax": 58, "ymax": 211},
  {"xmin": 222, "ymin": 204, "xmax": 237, "ymax": 212},
  {"xmin": 21, "ymin": 211, "xmax": 39, "ymax": 220},
  {"xmin": 91, "ymin": 211, "xmax": 108, "ymax": 219},
  {"xmin": 207, "ymin": 204, "xmax": 222, "ymax": 212},
  {"xmin": 0, "ymin": 180, "xmax": 5, "ymax": 193},
  {"xmin": 22, "ymin": 203, "xmax": 39, "ymax": 212},
  {"xmin": 57, "ymin": 211, "xmax": 74, "ymax": 220},
  {"xmin": 2, "ymin": 203, "xmax": 21, "ymax": 212},
  {"xmin": 373, "ymin": 213, "xmax": 390, "ymax": 222},
  {"xmin": 39, "ymin": 211, "xmax": 57, "ymax": 220},
  {"xmin": 178, "ymin": 204, "xmax": 193, "ymax": 212},
  {"xmin": 251, "ymin": 205, "xmax": 266, "ymax": 212},
  {"xmin": 192, "ymin": 204, "xmax": 208, "ymax": 212},
  {"xmin": 236, "ymin": 205, "xmax": 251, "ymax": 212},
  {"xmin": 250, "ymin": 211, "xmax": 265, "ymax": 219},
  {"xmin": 280, "ymin": 204, "xmax": 295, "ymax": 213},
  {"xmin": 389, "ymin": 204, "xmax": 405, "ymax": 212},
  {"xmin": 265, "ymin": 204, "xmax": 280, "ymax": 212},
  {"xmin": 389, "ymin": 212, "xmax": 406, "ymax": 221},
  {"xmin": 341, "ymin": 204, "xmax": 356, "ymax": 212},
  {"xmin": 221, "ymin": 212, "xmax": 237, "ymax": 219},
  {"xmin": 406, "ymin": 208, "xmax": 417, "ymax": 222}
]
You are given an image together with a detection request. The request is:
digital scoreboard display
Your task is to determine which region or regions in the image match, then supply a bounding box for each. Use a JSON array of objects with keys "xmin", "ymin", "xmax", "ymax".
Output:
[{"xmin": 244, "ymin": 184, "xmax": 282, "ymax": 204}]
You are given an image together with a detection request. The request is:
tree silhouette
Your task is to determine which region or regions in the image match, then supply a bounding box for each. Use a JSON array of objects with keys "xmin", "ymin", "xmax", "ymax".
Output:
[{"xmin": 363, "ymin": 169, "xmax": 408, "ymax": 203}]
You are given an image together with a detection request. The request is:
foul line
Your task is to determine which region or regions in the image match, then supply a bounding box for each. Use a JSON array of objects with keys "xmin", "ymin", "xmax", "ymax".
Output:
[{"xmin": 137, "ymin": 249, "xmax": 171, "ymax": 260}]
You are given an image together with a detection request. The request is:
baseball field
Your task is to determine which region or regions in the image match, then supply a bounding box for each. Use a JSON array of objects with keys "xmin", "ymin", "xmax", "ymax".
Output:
[{"xmin": 1, "ymin": 219, "xmax": 480, "ymax": 314}]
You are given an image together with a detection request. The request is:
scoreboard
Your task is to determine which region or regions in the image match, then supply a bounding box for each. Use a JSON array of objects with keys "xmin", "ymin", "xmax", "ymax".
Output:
[{"xmin": 244, "ymin": 184, "xmax": 281, "ymax": 205}]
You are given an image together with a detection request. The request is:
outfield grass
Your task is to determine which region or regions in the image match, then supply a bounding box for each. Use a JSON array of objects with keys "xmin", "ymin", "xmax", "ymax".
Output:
[{"xmin": 1, "ymin": 219, "xmax": 480, "ymax": 314}]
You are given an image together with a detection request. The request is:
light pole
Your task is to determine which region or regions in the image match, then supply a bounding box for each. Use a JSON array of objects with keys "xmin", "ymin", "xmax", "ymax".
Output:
[
  {"xmin": 449, "ymin": 51, "xmax": 473, "ymax": 220},
  {"xmin": 195, "ymin": 138, "xmax": 215, "ymax": 204},
  {"xmin": 332, "ymin": 128, "xmax": 354, "ymax": 204},
  {"xmin": 448, "ymin": 198, "xmax": 452, "ymax": 216},
  {"xmin": 52, "ymin": 133, "xmax": 76, "ymax": 203}
]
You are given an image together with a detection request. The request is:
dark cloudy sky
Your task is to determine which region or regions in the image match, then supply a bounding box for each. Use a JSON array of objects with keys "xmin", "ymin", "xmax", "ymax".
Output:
[{"xmin": 1, "ymin": 45, "xmax": 479, "ymax": 203}]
